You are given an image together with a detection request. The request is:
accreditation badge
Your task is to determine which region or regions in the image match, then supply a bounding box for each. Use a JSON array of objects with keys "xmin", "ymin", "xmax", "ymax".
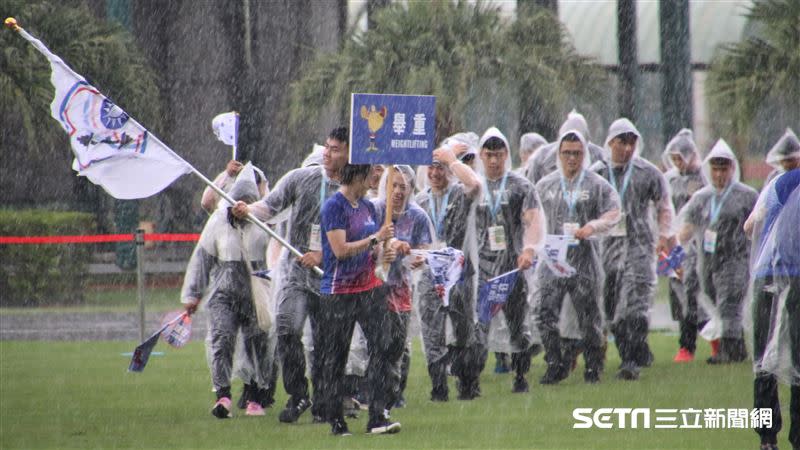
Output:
[
  {"xmin": 488, "ymin": 225, "xmax": 507, "ymax": 251},
  {"xmin": 309, "ymin": 224, "xmax": 322, "ymax": 252},
  {"xmin": 703, "ymin": 229, "xmax": 717, "ymax": 254},
  {"xmin": 609, "ymin": 213, "xmax": 627, "ymax": 237},
  {"xmin": 563, "ymin": 222, "xmax": 580, "ymax": 246}
]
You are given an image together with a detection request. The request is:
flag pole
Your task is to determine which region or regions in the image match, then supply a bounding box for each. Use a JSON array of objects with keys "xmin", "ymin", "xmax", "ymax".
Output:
[
  {"xmin": 232, "ymin": 111, "xmax": 238, "ymax": 161},
  {"xmin": 4, "ymin": 17, "xmax": 322, "ymax": 276},
  {"xmin": 188, "ymin": 166, "xmax": 324, "ymax": 276},
  {"xmin": 381, "ymin": 165, "xmax": 396, "ymax": 276}
]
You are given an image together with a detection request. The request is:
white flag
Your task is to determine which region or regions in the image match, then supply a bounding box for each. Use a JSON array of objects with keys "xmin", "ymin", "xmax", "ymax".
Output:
[
  {"xmin": 17, "ymin": 27, "xmax": 193, "ymax": 199},
  {"xmin": 212, "ymin": 112, "xmax": 239, "ymax": 146},
  {"xmin": 542, "ymin": 234, "xmax": 577, "ymax": 278}
]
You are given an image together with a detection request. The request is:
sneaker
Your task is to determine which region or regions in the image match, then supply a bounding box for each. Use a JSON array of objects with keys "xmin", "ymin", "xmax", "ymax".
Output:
[
  {"xmin": 237, "ymin": 384, "xmax": 250, "ymax": 409},
  {"xmin": 331, "ymin": 419, "xmax": 352, "ymax": 436},
  {"xmin": 584, "ymin": 369, "xmax": 601, "ymax": 384},
  {"xmin": 636, "ymin": 347, "xmax": 654, "ymax": 367},
  {"xmin": 616, "ymin": 363, "xmax": 640, "ymax": 381},
  {"xmin": 211, "ymin": 397, "xmax": 233, "ymax": 419},
  {"xmin": 430, "ymin": 387, "xmax": 449, "ymax": 402},
  {"xmin": 257, "ymin": 388, "xmax": 275, "ymax": 409},
  {"xmin": 393, "ymin": 395, "xmax": 406, "ymax": 408},
  {"xmin": 673, "ymin": 347, "xmax": 694, "ymax": 363},
  {"xmin": 278, "ymin": 397, "xmax": 311, "ymax": 423},
  {"xmin": 494, "ymin": 353, "xmax": 511, "ymax": 374},
  {"xmin": 245, "ymin": 401, "xmax": 266, "ymax": 416},
  {"xmin": 512, "ymin": 375, "xmax": 529, "ymax": 393},
  {"xmin": 539, "ymin": 365, "xmax": 568, "ymax": 385},
  {"xmin": 456, "ymin": 378, "xmax": 480, "ymax": 400},
  {"xmin": 366, "ymin": 419, "xmax": 402, "ymax": 435}
]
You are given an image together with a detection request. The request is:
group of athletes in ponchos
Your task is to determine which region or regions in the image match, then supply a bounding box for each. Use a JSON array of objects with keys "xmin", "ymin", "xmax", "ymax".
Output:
[{"xmin": 179, "ymin": 113, "xmax": 799, "ymax": 447}]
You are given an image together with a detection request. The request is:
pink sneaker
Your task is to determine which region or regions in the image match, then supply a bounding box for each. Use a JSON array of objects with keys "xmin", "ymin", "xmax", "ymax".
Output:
[
  {"xmin": 212, "ymin": 397, "xmax": 233, "ymax": 419},
  {"xmin": 673, "ymin": 347, "xmax": 694, "ymax": 363},
  {"xmin": 246, "ymin": 401, "xmax": 266, "ymax": 416}
]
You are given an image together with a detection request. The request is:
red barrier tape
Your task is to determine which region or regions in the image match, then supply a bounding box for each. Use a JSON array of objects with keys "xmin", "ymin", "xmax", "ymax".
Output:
[{"xmin": 0, "ymin": 233, "xmax": 200, "ymax": 244}]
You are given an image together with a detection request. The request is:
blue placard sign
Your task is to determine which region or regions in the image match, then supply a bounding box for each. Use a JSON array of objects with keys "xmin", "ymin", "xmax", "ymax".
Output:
[{"xmin": 349, "ymin": 93, "xmax": 435, "ymax": 165}]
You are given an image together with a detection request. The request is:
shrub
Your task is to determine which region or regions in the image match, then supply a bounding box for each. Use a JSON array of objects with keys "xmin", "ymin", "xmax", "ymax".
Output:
[{"xmin": 0, "ymin": 210, "xmax": 94, "ymax": 307}]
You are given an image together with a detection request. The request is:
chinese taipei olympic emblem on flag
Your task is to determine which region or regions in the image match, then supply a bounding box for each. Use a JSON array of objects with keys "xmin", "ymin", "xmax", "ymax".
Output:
[
  {"xmin": 350, "ymin": 93, "xmax": 435, "ymax": 165},
  {"xmin": 8, "ymin": 20, "xmax": 192, "ymax": 199}
]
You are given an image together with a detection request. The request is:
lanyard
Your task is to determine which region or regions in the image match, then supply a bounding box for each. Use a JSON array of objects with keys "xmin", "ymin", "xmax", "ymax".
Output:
[
  {"xmin": 559, "ymin": 170, "xmax": 585, "ymax": 220},
  {"xmin": 482, "ymin": 172, "xmax": 508, "ymax": 223},
  {"xmin": 428, "ymin": 187, "xmax": 451, "ymax": 238},
  {"xmin": 608, "ymin": 161, "xmax": 634, "ymax": 206},
  {"xmin": 709, "ymin": 183, "xmax": 733, "ymax": 225}
]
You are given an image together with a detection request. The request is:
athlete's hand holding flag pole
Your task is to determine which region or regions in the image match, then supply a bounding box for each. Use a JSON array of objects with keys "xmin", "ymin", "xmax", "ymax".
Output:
[{"xmin": 4, "ymin": 17, "xmax": 321, "ymax": 276}]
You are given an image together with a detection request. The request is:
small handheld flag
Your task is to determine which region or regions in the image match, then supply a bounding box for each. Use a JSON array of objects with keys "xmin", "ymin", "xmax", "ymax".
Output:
[
  {"xmin": 477, "ymin": 269, "xmax": 519, "ymax": 325},
  {"xmin": 657, "ymin": 245, "xmax": 686, "ymax": 277},
  {"xmin": 413, "ymin": 247, "xmax": 464, "ymax": 307},
  {"xmin": 542, "ymin": 235, "xmax": 577, "ymax": 277},
  {"xmin": 212, "ymin": 112, "xmax": 239, "ymax": 160},
  {"xmin": 128, "ymin": 311, "xmax": 188, "ymax": 372},
  {"xmin": 160, "ymin": 310, "xmax": 192, "ymax": 348}
]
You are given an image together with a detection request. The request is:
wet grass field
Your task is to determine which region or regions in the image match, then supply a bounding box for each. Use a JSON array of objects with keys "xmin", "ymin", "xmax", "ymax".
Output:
[{"xmin": 1, "ymin": 333, "xmax": 793, "ymax": 449}]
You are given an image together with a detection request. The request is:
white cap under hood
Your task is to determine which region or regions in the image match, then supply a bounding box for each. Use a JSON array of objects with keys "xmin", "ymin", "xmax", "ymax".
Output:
[
  {"xmin": 663, "ymin": 128, "xmax": 702, "ymax": 172},
  {"xmin": 559, "ymin": 109, "xmax": 592, "ymax": 142},
  {"xmin": 765, "ymin": 128, "xmax": 800, "ymax": 169}
]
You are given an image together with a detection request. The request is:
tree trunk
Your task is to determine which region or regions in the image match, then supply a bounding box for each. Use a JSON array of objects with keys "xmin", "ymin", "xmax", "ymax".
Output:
[
  {"xmin": 659, "ymin": 0, "xmax": 693, "ymax": 142},
  {"xmin": 617, "ymin": 0, "xmax": 639, "ymax": 121}
]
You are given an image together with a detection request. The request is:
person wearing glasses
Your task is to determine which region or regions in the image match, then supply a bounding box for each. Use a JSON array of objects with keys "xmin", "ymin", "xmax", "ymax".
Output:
[
  {"xmin": 593, "ymin": 119, "xmax": 676, "ymax": 381},
  {"xmin": 535, "ymin": 130, "xmax": 621, "ymax": 385}
]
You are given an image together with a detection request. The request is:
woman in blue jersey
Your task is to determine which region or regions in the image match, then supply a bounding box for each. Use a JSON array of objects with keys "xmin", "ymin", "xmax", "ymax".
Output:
[{"xmin": 317, "ymin": 163, "xmax": 401, "ymax": 436}]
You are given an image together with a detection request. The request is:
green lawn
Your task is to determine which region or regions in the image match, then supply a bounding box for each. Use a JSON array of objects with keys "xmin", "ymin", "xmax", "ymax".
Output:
[{"xmin": 0, "ymin": 334, "xmax": 792, "ymax": 449}]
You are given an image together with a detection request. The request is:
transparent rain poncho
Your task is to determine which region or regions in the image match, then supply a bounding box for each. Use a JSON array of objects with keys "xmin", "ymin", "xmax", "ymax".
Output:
[
  {"xmin": 764, "ymin": 128, "xmax": 800, "ymax": 185},
  {"xmin": 744, "ymin": 169, "xmax": 800, "ymax": 385},
  {"xmin": 247, "ymin": 144, "xmax": 343, "ymax": 403},
  {"xmin": 474, "ymin": 127, "xmax": 546, "ymax": 354},
  {"xmin": 517, "ymin": 132, "xmax": 547, "ymax": 177},
  {"xmin": 525, "ymin": 110, "xmax": 606, "ymax": 185},
  {"xmin": 533, "ymin": 130, "xmax": 621, "ymax": 365},
  {"xmin": 248, "ymin": 153, "xmax": 341, "ymax": 334},
  {"xmin": 183, "ymin": 163, "xmax": 276, "ymax": 392},
  {"xmin": 417, "ymin": 131, "xmax": 480, "ymax": 193},
  {"xmin": 662, "ymin": 129, "xmax": 709, "ymax": 324},
  {"xmin": 414, "ymin": 139, "xmax": 482, "ymax": 384},
  {"xmin": 201, "ymin": 163, "xmax": 267, "ymax": 213},
  {"xmin": 197, "ymin": 162, "xmax": 274, "ymax": 391},
  {"xmin": 594, "ymin": 118, "xmax": 675, "ymax": 328},
  {"xmin": 676, "ymin": 139, "xmax": 759, "ymax": 341},
  {"xmin": 371, "ymin": 165, "xmax": 434, "ymax": 400}
]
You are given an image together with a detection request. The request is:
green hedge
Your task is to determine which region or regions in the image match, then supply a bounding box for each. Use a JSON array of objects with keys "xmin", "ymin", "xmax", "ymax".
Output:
[{"xmin": 0, "ymin": 210, "xmax": 95, "ymax": 307}]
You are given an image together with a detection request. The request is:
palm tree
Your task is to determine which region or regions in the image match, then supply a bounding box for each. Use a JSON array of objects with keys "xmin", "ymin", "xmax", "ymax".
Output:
[
  {"xmin": 288, "ymin": 0, "xmax": 606, "ymax": 149},
  {"xmin": 706, "ymin": 0, "xmax": 800, "ymax": 155}
]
